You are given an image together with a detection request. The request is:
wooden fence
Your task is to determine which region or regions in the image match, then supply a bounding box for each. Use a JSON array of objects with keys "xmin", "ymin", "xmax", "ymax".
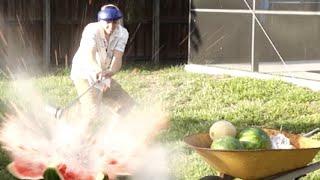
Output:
[{"xmin": 0, "ymin": 0, "xmax": 188, "ymax": 71}]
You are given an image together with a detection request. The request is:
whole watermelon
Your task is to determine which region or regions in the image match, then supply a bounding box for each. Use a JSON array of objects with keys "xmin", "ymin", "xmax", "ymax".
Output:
[
  {"xmin": 238, "ymin": 127, "xmax": 272, "ymax": 150},
  {"xmin": 209, "ymin": 120, "xmax": 237, "ymax": 140},
  {"xmin": 211, "ymin": 136, "xmax": 243, "ymax": 150}
]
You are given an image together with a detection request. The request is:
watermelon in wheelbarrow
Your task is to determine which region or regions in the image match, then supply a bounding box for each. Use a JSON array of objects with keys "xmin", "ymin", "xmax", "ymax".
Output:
[{"xmin": 184, "ymin": 129, "xmax": 320, "ymax": 180}]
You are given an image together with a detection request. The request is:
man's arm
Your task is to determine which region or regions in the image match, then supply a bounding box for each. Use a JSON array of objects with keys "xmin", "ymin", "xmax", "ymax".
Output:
[
  {"xmin": 87, "ymin": 46, "xmax": 101, "ymax": 73},
  {"xmin": 109, "ymin": 50, "xmax": 123, "ymax": 75},
  {"xmin": 103, "ymin": 27, "xmax": 128, "ymax": 78},
  {"xmin": 79, "ymin": 24, "xmax": 102, "ymax": 79},
  {"xmin": 98, "ymin": 50, "xmax": 123, "ymax": 91},
  {"xmin": 100, "ymin": 50, "xmax": 123, "ymax": 78}
]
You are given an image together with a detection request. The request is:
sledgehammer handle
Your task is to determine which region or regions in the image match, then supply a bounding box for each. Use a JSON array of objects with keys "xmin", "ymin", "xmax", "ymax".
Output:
[{"xmin": 57, "ymin": 81, "xmax": 99, "ymax": 118}]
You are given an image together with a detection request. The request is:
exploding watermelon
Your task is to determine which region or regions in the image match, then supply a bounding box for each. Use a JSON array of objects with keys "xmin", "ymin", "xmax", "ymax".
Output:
[
  {"xmin": 7, "ymin": 160, "xmax": 106, "ymax": 180},
  {"xmin": 238, "ymin": 127, "xmax": 272, "ymax": 150},
  {"xmin": 210, "ymin": 136, "xmax": 243, "ymax": 150},
  {"xmin": 7, "ymin": 159, "xmax": 46, "ymax": 179}
]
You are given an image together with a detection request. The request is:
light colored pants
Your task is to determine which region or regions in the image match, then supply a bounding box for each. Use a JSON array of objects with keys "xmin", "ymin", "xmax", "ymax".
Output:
[{"xmin": 72, "ymin": 79, "xmax": 135, "ymax": 121}]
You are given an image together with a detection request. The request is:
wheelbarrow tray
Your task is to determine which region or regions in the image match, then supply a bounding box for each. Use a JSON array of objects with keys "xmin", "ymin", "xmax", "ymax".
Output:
[{"xmin": 184, "ymin": 129, "xmax": 320, "ymax": 180}]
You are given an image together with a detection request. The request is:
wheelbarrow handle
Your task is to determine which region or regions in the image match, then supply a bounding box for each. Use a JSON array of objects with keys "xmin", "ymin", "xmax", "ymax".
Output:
[
  {"xmin": 302, "ymin": 128, "xmax": 320, "ymax": 137},
  {"xmin": 265, "ymin": 161, "xmax": 320, "ymax": 180}
]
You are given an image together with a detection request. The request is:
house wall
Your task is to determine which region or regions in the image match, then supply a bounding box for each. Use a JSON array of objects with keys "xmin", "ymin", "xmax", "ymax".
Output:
[{"xmin": 189, "ymin": 0, "xmax": 320, "ymax": 67}]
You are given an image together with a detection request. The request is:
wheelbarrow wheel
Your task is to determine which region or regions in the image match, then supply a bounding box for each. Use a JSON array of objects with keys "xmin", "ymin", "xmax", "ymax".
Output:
[
  {"xmin": 295, "ymin": 175, "xmax": 306, "ymax": 180},
  {"xmin": 200, "ymin": 174, "xmax": 234, "ymax": 180},
  {"xmin": 199, "ymin": 176, "xmax": 222, "ymax": 180}
]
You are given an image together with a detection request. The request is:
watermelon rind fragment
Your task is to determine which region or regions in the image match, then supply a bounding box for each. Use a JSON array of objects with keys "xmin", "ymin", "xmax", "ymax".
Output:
[
  {"xmin": 7, "ymin": 161, "xmax": 44, "ymax": 180},
  {"xmin": 43, "ymin": 167, "xmax": 61, "ymax": 180},
  {"xmin": 56, "ymin": 163, "xmax": 106, "ymax": 180}
]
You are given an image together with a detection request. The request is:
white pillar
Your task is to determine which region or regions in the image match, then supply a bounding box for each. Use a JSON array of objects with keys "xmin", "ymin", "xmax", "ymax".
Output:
[{"xmin": 251, "ymin": 0, "xmax": 258, "ymax": 72}]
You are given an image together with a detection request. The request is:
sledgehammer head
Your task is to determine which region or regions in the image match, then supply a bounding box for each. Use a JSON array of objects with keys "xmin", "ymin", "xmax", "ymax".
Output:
[
  {"xmin": 115, "ymin": 173, "xmax": 132, "ymax": 180},
  {"xmin": 44, "ymin": 105, "xmax": 63, "ymax": 119}
]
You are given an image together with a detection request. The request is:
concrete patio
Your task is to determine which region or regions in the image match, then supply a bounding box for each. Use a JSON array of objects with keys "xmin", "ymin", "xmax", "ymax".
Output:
[{"xmin": 185, "ymin": 60, "xmax": 320, "ymax": 91}]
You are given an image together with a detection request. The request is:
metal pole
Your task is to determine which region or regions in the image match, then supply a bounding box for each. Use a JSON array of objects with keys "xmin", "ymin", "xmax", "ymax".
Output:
[
  {"xmin": 43, "ymin": 0, "xmax": 51, "ymax": 68},
  {"xmin": 191, "ymin": 9, "xmax": 320, "ymax": 16},
  {"xmin": 251, "ymin": 0, "xmax": 258, "ymax": 72}
]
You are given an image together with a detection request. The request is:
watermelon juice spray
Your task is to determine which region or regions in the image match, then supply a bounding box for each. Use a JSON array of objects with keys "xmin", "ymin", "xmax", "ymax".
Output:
[{"xmin": 0, "ymin": 79, "xmax": 170, "ymax": 180}]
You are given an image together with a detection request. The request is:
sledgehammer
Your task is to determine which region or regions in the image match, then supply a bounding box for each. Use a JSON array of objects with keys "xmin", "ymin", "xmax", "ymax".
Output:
[{"xmin": 45, "ymin": 80, "xmax": 100, "ymax": 119}]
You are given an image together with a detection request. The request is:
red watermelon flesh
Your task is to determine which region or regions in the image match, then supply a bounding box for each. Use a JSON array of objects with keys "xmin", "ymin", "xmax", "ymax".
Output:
[
  {"xmin": 7, "ymin": 159, "xmax": 46, "ymax": 179},
  {"xmin": 57, "ymin": 164, "xmax": 95, "ymax": 180},
  {"xmin": 7, "ymin": 160, "xmax": 98, "ymax": 180}
]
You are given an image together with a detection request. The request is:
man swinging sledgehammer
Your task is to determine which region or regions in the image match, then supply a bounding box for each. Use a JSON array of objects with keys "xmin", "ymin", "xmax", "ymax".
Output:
[{"xmin": 68, "ymin": 4, "xmax": 135, "ymax": 121}]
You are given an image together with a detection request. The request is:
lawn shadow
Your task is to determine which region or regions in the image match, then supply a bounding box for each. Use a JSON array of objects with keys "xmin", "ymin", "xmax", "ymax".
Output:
[
  {"xmin": 122, "ymin": 61, "xmax": 184, "ymax": 72},
  {"xmin": 269, "ymin": 121, "xmax": 320, "ymax": 135},
  {"xmin": 0, "ymin": 100, "xmax": 10, "ymax": 121},
  {"xmin": 159, "ymin": 116, "xmax": 212, "ymax": 143}
]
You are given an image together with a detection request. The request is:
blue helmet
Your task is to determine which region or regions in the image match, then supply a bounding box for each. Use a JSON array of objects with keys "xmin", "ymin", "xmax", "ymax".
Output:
[{"xmin": 98, "ymin": 6, "xmax": 123, "ymax": 21}]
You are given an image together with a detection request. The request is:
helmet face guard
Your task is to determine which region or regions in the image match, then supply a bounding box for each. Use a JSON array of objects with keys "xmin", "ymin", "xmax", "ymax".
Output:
[{"xmin": 98, "ymin": 6, "xmax": 123, "ymax": 22}]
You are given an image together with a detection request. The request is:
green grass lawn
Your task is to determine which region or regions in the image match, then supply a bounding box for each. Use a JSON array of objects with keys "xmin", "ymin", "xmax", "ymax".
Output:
[{"xmin": 1, "ymin": 65, "xmax": 320, "ymax": 179}]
